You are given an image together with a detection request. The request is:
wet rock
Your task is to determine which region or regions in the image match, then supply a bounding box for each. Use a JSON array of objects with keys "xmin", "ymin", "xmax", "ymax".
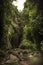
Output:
[{"xmin": 5, "ymin": 54, "xmax": 19, "ymax": 64}]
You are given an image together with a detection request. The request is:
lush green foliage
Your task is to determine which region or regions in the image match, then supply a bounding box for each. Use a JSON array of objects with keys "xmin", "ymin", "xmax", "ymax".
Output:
[
  {"xmin": 19, "ymin": 0, "xmax": 43, "ymax": 51},
  {"xmin": 0, "ymin": 0, "xmax": 43, "ymax": 52}
]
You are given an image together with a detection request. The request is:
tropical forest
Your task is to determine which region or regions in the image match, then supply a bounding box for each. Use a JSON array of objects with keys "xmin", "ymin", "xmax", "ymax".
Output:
[{"xmin": 0, "ymin": 0, "xmax": 43, "ymax": 65}]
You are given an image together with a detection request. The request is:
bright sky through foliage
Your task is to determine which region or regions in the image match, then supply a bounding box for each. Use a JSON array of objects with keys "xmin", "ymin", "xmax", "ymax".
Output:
[{"xmin": 12, "ymin": 0, "xmax": 26, "ymax": 11}]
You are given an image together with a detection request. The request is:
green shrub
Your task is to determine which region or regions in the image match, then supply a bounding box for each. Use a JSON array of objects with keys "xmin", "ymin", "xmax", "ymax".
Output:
[
  {"xmin": 41, "ymin": 41, "xmax": 43, "ymax": 51},
  {"xmin": 19, "ymin": 39, "xmax": 33, "ymax": 50}
]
